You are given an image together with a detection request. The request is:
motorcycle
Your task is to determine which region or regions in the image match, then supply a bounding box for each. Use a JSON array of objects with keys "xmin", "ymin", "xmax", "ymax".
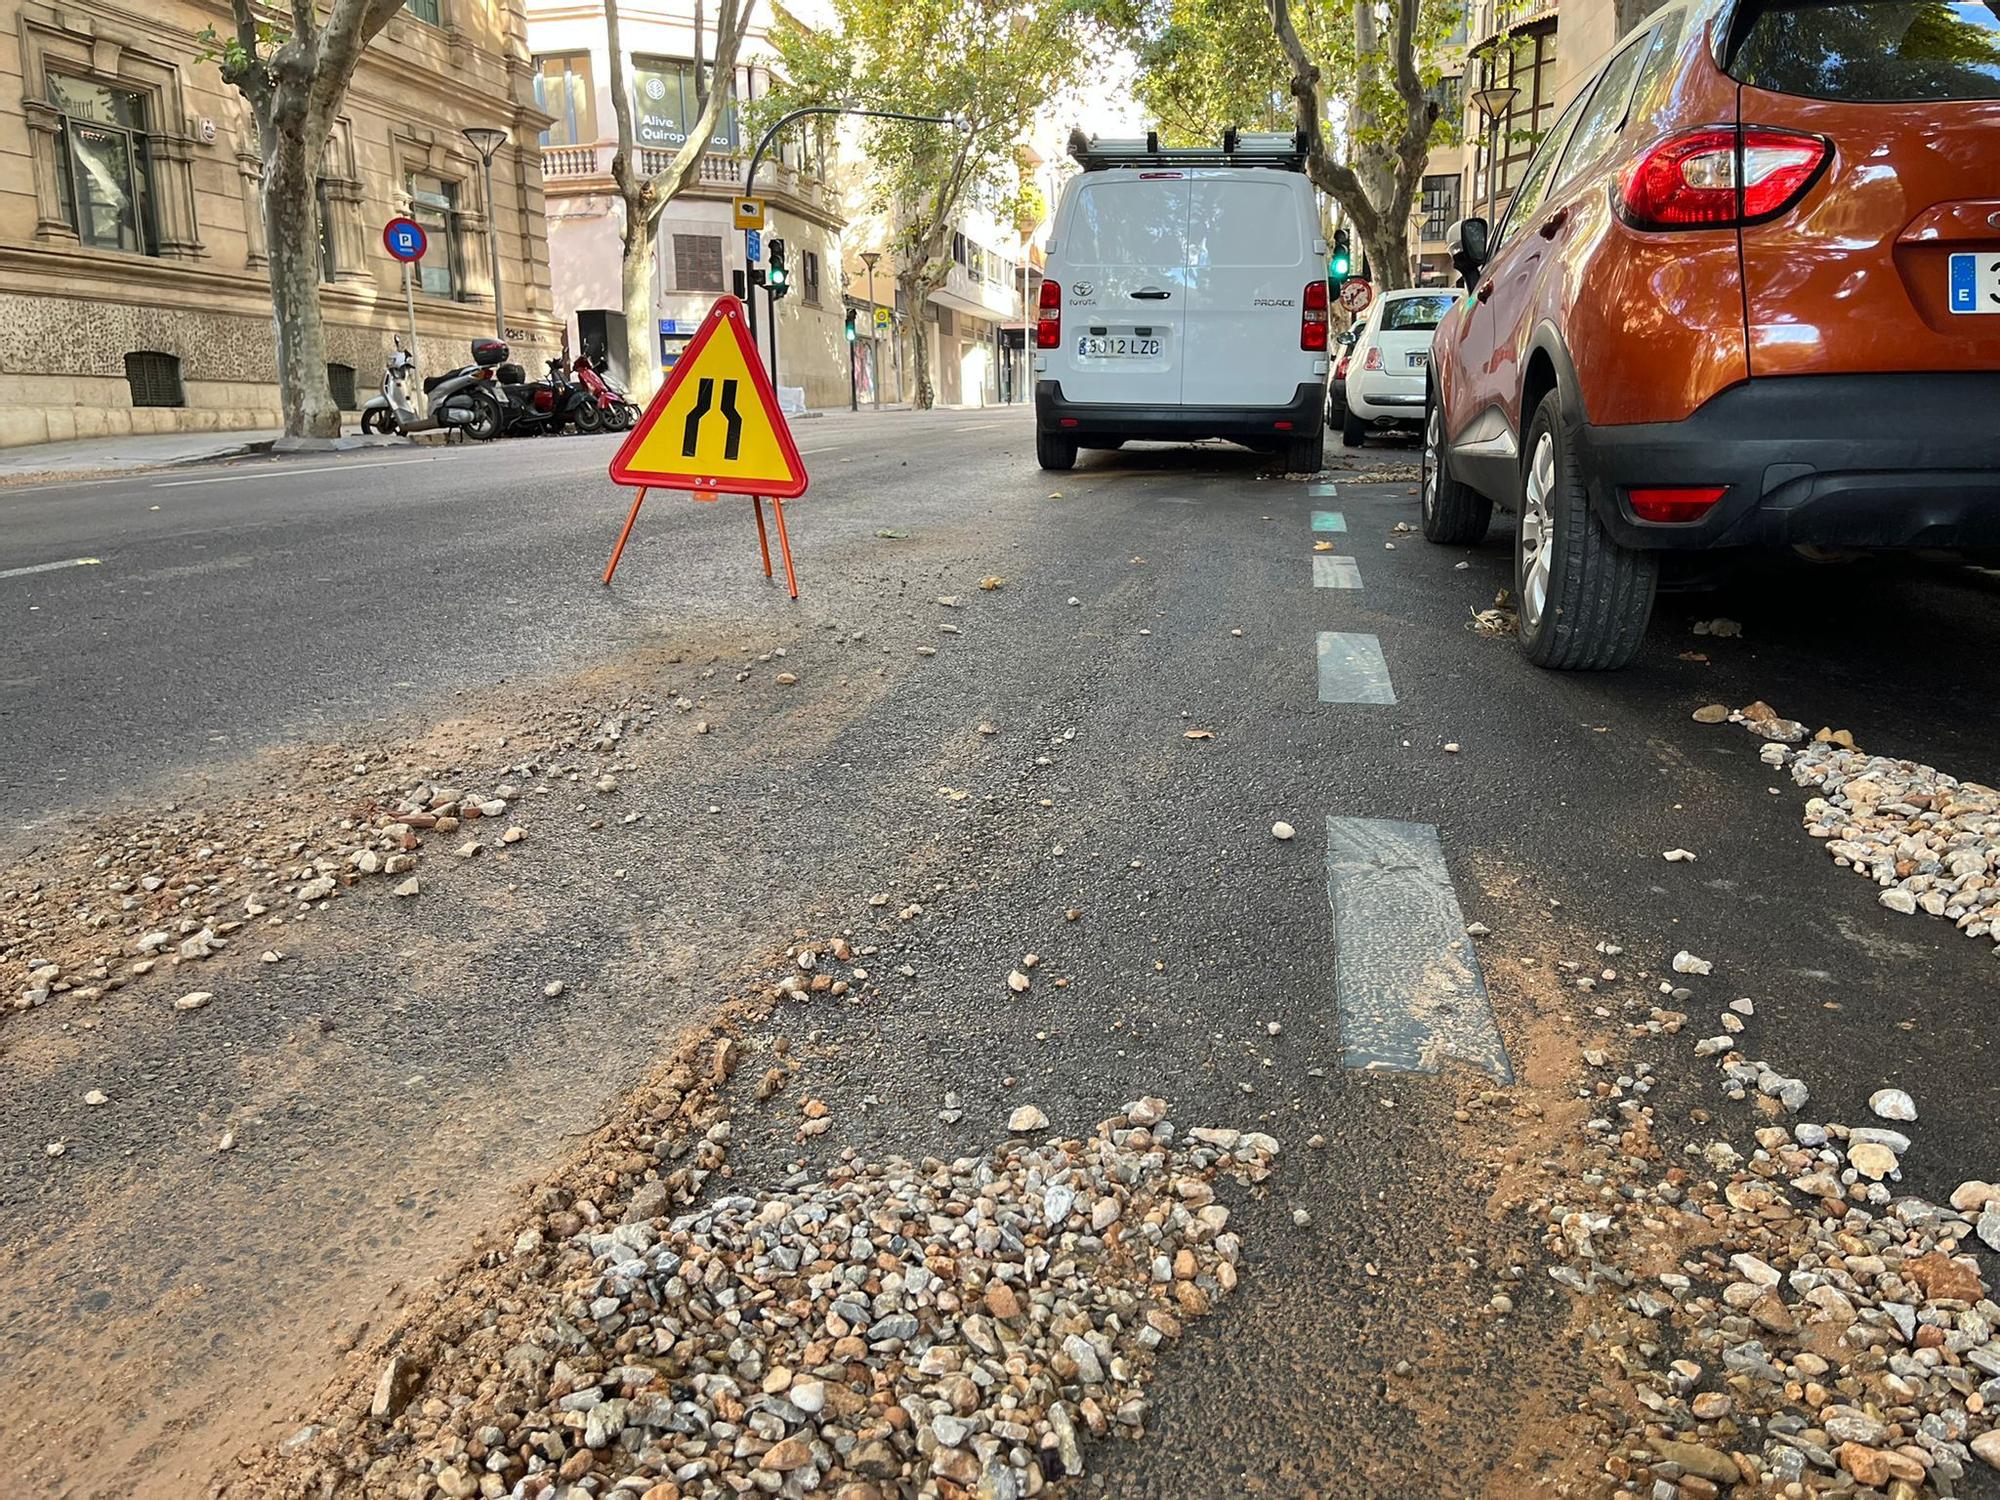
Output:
[
  {"xmin": 359, "ymin": 336, "xmax": 507, "ymax": 440},
  {"xmin": 491, "ymin": 354, "xmax": 594, "ymax": 437},
  {"xmin": 572, "ymin": 355, "xmax": 639, "ymax": 432}
]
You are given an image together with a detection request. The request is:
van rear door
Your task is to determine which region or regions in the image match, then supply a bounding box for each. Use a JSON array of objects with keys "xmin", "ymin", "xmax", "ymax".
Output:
[
  {"xmin": 1729, "ymin": 0, "xmax": 2000, "ymax": 377},
  {"xmin": 1050, "ymin": 173, "xmax": 1189, "ymax": 407},
  {"xmin": 1182, "ymin": 173, "xmax": 1319, "ymax": 407}
]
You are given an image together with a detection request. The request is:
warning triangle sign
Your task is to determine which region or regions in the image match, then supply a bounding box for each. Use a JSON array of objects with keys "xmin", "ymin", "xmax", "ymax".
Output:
[{"xmin": 608, "ymin": 295, "xmax": 808, "ymax": 499}]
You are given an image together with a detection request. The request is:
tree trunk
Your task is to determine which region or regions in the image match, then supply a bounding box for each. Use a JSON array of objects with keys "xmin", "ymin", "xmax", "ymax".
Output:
[
  {"xmin": 261, "ymin": 128, "xmax": 341, "ymax": 440},
  {"xmin": 1363, "ymin": 223, "xmax": 1412, "ymax": 293},
  {"xmin": 907, "ymin": 286, "xmax": 935, "ymax": 410},
  {"xmin": 620, "ymin": 198, "xmax": 659, "ymax": 405}
]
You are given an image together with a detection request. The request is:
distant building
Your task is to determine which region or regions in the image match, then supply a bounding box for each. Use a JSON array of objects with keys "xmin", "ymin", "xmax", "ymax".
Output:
[
  {"xmin": 0, "ymin": 0, "xmax": 561, "ymax": 448},
  {"xmin": 525, "ymin": 0, "xmax": 850, "ymax": 409}
]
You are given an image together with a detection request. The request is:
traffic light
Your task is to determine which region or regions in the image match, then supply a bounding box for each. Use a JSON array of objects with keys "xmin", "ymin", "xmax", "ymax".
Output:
[
  {"xmin": 767, "ymin": 238, "xmax": 790, "ymax": 299},
  {"xmin": 844, "ymin": 308, "xmax": 858, "ymax": 344},
  {"xmin": 1330, "ymin": 228, "xmax": 1352, "ymax": 287}
]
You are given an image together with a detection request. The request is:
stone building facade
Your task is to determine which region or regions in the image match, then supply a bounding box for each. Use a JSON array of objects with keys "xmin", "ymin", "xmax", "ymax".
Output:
[{"xmin": 0, "ymin": 0, "xmax": 563, "ymax": 447}]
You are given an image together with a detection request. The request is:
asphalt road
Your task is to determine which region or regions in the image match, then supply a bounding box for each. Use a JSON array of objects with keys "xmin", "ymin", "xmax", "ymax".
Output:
[{"xmin": 3, "ymin": 414, "xmax": 1997, "ymax": 1496}]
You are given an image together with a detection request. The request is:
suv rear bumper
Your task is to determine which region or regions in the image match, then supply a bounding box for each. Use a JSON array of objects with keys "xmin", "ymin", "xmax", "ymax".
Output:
[
  {"xmin": 1036, "ymin": 379, "xmax": 1323, "ymax": 444},
  {"xmin": 1577, "ymin": 373, "xmax": 2000, "ymax": 550}
]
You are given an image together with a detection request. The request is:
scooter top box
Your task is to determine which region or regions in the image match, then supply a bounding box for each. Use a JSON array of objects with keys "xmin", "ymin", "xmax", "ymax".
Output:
[{"xmin": 471, "ymin": 338, "xmax": 509, "ymax": 368}]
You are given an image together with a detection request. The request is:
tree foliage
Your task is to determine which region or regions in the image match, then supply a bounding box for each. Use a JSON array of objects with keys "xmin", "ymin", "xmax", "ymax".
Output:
[
  {"xmin": 1127, "ymin": 0, "xmax": 1460, "ymax": 289},
  {"xmin": 763, "ymin": 0, "xmax": 1103, "ymax": 407}
]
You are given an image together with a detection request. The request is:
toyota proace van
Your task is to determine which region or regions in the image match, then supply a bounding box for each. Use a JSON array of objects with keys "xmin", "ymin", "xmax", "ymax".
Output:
[{"xmin": 1034, "ymin": 130, "xmax": 1332, "ymax": 473}]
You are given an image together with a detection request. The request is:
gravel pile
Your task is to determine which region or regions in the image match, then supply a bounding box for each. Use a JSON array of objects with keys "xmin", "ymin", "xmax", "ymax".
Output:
[
  {"xmin": 1529, "ymin": 960, "xmax": 2000, "ymax": 1496},
  {"xmin": 5, "ymin": 700, "xmax": 657, "ymax": 1022},
  {"xmin": 278, "ymin": 1099, "xmax": 1275, "ymax": 1500}
]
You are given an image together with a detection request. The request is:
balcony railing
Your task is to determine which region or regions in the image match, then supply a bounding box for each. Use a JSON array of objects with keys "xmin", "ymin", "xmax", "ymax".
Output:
[
  {"xmin": 1470, "ymin": 0, "xmax": 1558, "ymax": 47},
  {"xmin": 540, "ymin": 142, "xmax": 835, "ymax": 214}
]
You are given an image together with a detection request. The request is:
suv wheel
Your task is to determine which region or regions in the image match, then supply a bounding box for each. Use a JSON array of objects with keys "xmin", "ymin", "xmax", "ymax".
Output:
[
  {"xmin": 1419, "ymin": 391, "xmax": 1492, "ymax": 546},
  {"xmin": 1036, "ymin": 427, "xmax": 1077, "ymax": 471},
  {"xmin": 1515, "ymin": 391, "xmax": 1657, "ymax": 670}
]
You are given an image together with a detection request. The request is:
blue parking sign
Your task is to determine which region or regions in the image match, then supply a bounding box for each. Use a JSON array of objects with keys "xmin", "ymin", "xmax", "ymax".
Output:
[
  {"xmin": 383, "ymin": 216, "xmax": 428, "ymax": 263},
  {"xmin": 745, "ymin": 228, "xmax": 762, "ymax": 264}
]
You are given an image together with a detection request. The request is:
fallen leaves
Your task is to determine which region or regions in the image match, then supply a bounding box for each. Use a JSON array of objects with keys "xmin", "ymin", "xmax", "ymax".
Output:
[
  {"xmin": 1183, "ymin": 729, "xmax": 1214, "ymax": 740},
  {"xmin": 979, "ymin": 575, "xmax": 1006, "ymax": 590}
]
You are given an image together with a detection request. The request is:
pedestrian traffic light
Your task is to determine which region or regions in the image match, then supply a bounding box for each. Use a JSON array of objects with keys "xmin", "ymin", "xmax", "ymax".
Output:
[
  {"xmin": 844, "ymin": 308, "xmax": 857, "ymax": 343},
  {"xmin": 767, "ymin": 238, "xmax": 790, "ymax": 299},
  {"xmin": 1330, "ymin": 228, "xmax": 1352, "ymax": 287}
]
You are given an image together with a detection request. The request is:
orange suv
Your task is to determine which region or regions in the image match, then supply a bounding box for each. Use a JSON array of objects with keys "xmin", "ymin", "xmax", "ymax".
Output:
[{"xmin": 1423, "ymin": 0, "xmax": 2000, "ymax": 669}]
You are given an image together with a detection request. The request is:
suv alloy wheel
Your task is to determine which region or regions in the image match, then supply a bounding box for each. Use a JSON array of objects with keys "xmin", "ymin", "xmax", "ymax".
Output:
[{"xmin": 1419, "ymin": 388, "xmax": 1492, "ymax": 546}]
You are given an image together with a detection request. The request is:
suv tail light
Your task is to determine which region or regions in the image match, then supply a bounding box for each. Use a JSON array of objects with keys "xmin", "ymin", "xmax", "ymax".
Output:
[
  {"xmin": 1628, "ymin": 485, "xmax": 1726, "ymax": 522},
  {"xmin": 1301, "ymin": 280, "xmax": 1329, "ymax": 350},
  {"xmin": 1617, "ymin": 127, "xmax": 1828, "ymax": 229},
  {"xmin": 1036, "ymin": 280, "xmax": 1061, "ymax": 349},
  {"xmin": 1362, "ymin": 346, "xmax": 1383, "ymax": 372}
]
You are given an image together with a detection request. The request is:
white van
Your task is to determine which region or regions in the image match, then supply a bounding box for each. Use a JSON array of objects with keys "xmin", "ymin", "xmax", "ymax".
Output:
[{"xmin": 1034, "ymin": 131, "xmax": 1332, "ymax": 474}]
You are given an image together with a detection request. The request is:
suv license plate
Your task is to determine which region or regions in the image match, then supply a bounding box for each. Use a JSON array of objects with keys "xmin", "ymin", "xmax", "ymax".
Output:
[
  {"xmin": 1949, "ymin": 252, "xmax": 2000, "ymax": 314},
  {"xmin": 1406, "ymin": 351, "xmax": 1429, "ymax": 368},
  {"xmin": 1078, "ymin": 336, "xmax": 1162, "ymax": 357}
]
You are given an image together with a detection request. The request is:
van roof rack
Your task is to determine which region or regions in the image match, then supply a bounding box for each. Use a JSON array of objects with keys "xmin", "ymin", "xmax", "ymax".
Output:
[{"xmin": 1066, "ymin": 128, "xmax": 1309, "ymax": 172}]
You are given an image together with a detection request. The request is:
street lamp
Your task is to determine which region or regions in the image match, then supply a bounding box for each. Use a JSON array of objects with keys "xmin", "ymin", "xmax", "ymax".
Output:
[
  {"xmin": 860, "ymin": 250, "xmax": 882, "ymax": 410},
  {"xmin": 1470, "ymin": 85, "xmax": 1518, "ymax": 229},
  {"xmin": 461, "ymin": 125, "xmax": 510, "ymax": 342}
]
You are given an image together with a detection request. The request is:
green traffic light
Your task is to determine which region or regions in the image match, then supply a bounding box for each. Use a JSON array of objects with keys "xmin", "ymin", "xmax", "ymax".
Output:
[{"xmin": 1332, "ymin": 256, "xmax": 1350, "ymax": 276}]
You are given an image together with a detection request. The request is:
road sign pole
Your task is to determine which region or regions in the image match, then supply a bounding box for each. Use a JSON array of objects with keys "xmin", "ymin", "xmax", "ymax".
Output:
[
  {"xmin": 403, "ymin": 261, "xmax": 418, "ymax": 358},
  {"xmin": 602, "ymin": 487, "xmax": 648, "ymax": 585}
]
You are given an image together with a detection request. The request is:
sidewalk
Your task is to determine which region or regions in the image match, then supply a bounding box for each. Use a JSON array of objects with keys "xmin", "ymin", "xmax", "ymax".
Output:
[{"xmin": 0, "ymin": 427, "xmax": 278, "ymax": 483}]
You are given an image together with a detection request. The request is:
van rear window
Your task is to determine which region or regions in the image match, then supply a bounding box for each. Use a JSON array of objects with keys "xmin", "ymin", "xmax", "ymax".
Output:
[
  {"xmin": 1729, "ymin": 0, "xmax": 2000, "ymax": 101},
  {"xmin": 1189, "ymin": 181, "xmax": 1302, "ymax": 268},
  {"xmin": 1066, "ymin": 181, "xmax": 1188, "ymax": 267}
]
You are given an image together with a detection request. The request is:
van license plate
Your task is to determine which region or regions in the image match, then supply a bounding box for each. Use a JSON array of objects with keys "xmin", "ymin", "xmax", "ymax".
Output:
[
  {"xmin": 1949, "ymin": 253, "xmax": 2000, "ymax": 314},
  {"xmin": 1406, "ymin": 351, "xmax": 1429, "ymax": 368},
  {"xmin": 1078, "ymin": 336, "xmax": 1162, "ymax": 357}
]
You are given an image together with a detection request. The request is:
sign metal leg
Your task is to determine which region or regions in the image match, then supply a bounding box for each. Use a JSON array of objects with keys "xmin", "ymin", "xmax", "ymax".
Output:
[
  {"xmin": 772, "ymin": 497, "xmax": 798, "ymax": 600},
  {"xmin": 603, "ymin": 487, "xmax": 648, "ymax": 585},
  {"xmin": 753, "ymin": 496, "xmax": 773, "ymax": 579}
]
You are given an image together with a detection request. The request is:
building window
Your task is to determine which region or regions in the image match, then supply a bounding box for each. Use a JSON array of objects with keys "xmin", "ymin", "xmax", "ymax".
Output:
[
  {"xmin": 533, "ymin": 53, "xmax": 596, "ymax": 147},
  {"xmin": 326, "ymin": 363, "xmax": 358, "ymax": 409},
  {"xmin": 48, "ymin": 74, "xmax": 158, "ymax": 255},
  {"xmin": 124, "ymin": 351, "xmax": 183, "ymax": 407},
  {"xmin": 802, "ymin": 250, "xmax": 821, "ymax": 305},
  {"xmin": 316, "ymin": 179, "xmax": 338, "ymax": 282},
  {"xmin": 1473, "ymin": 29, "xmax": 1558, "ymax": 213},
  {"xmin": 407, "ymin": 174, "xmax": 458, "ymax": 297},
  {"xmin": 935, "ymin": 305, "xmax": 955, "ymax": 337},
  {"xmin": 405, "ymin": 0, "xmax": 443, "ymax": 26},
  {"xmin": 673, "ymin": 232, "xmax": 724, "ymax": 292},
  {"xmin": 631, "ymin": 57, "xmax": 738, "ymax": 152},
  {"xmin": 1420, "ymin": 174, "xmax": 1460, "ymax": 240}
]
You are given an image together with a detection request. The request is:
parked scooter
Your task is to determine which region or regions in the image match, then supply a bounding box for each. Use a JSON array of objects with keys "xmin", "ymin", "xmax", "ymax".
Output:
[
  {"xmin": 359, "ymin": 336, "xmax": 507, "ymax": 439},
  {"xmin": 490, "ymin": 355, "xmax": 593, "ymax": 437},
  {"xmin": 573, "ymin": 355, "xmax": 639, "ymax": 431}
]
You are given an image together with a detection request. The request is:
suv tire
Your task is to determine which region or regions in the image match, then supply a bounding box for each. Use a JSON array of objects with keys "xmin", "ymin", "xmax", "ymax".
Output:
[
  {"xmin": 1037, "ymin": 428, "xmax": 1078, "ymax": 470},
  {"xmin": 1516, "ymin": 391, "xmax": 1656, "ymax": 670},
  {"xmin": 1420, "ymin": 388, "xmax": 1492, "ymax": 545},
  {"xmin": 1340, "ymin": 406, "xmax": 1367, "ymax": 448},
  {"xmin": 1284, "ymin": 429, "xmax": 1325, "ymax": 474}
]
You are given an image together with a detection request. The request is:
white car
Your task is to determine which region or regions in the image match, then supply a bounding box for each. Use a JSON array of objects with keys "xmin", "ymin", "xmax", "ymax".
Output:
[
  {"xmin": 1034, "ymin": 131, "xmax": 1333, "ymax": 474},
  {"xmin": 1337, "ymin": 288, "xmax": 1460, "ymax": 447}
]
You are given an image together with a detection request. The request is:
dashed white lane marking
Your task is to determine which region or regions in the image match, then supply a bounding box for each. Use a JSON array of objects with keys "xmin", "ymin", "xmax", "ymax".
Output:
[
  {"xmin": 1316, "ymin": 632, "xmax": 1395, "ymax": 704},
  {"xmin": 0, "ymin": 556, "xmax": 102, "ymax": 581},
  {"xmin": 1311, "ymin": 510, "xmax": 1346, "ymax": 532},
  {"xmin": 150, "ymin": 457, "xmax": 437, "ymax": 488},
  {"xmin": 1324, "ymin": 816, "xmax": 1512, "ymax": 1082},
  {"xmin": 1308, "ymin": 482, "xmax": 1338, "ymax": 498},
  {"xmin": 1312, "ymin": 555, "xmax": 1362, "ymax": 589},
  {"xmin": 952, "ymin": 422, "xmax": 1002, "ymax": 432}
]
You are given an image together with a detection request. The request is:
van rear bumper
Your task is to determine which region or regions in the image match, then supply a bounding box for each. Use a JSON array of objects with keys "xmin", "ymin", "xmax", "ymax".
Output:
[
  {"xmin": 1578, "ymin": 372, "xmax": 2000, "ymax": 550},
  {"xmin": 1036, "ymin": 380, "xmax": 1323, "ymax": 444}
]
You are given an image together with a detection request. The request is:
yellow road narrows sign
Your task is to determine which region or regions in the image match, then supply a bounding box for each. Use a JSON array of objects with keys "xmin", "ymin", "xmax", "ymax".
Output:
[{"xmin": 607, "ymin": 295, "xmax": 807, "ymax": 498}]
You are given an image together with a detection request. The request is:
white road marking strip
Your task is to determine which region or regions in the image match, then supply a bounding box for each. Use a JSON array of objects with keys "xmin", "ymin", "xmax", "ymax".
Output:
[
  {"xmin": 1316, "ymin": 632, "xmax": 1395, "ymax": 704},
  {"xmin": 1324, "ymin": 816, "xmax": 1511, "ymax": 1082},
  {"xmin": 1308, "ymin": 482, "xmax": 1338, "ymax": 498},
  {"xmin": 1311, "ymin": 510, "xmax": 1346, "ymax": 532},
  {"xmin": 1, "ymin": 477, "xmax": 139, "ymax": 495},
  {"xmin": 953, "ymin": 422, "xmax": 1002, "ymax": 431},
  {"xmin": 1313, "ymin": 555, "xmax": 1362, "ymax": 589},
  {"xmin": 150, "ymin": 457, "xmax": 437, "ymax": 488},
  {"xmin": 0, "ymin": 556, "xmax": 102, "ymax": 580}
]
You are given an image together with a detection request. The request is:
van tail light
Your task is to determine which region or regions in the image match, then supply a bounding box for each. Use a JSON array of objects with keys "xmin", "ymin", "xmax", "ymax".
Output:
[
  {"xmin": 1628, "ymin": 485, "xmax": 1727, "ymax": 522},
  {"xmin": 1363, "ymin": 347, "xmax": 1383, "ymax": 372},
  {"xmin": 1036, "ymin": 280, "xmax": 1062, "ymax": 349},
  {"xmin": 1617, "ymin": 127, "xmax": 1828, "ymax": 229},
  {"xmin": 1301, "ymin": 280, "xmax": 1329, "ymax": 350}
]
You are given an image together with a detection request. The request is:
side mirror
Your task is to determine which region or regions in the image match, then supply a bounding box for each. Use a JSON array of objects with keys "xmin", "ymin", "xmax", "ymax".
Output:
[{"xmin": 1446, "ymin": 216, "xmax": 1490, "ymax": 287}]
